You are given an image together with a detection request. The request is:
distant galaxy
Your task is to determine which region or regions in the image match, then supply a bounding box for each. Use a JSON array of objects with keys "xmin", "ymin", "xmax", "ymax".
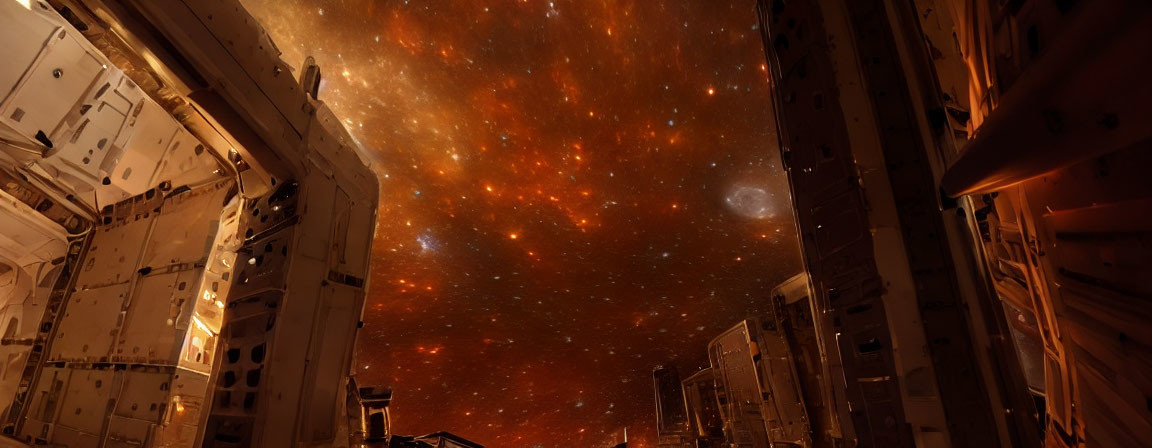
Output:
[
  {"xmin": 242, "ymin": 1, "xmax": 799, "ymax": 446},
  {"xmin": 725, "ymin": 185, "xmax": 775, "ymax": 219}
]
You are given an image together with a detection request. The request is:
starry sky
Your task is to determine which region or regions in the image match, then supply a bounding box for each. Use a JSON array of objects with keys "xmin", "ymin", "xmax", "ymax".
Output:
[{"xmin": 241, "ymin": 1, "xmax": 799, "ymax": 446}]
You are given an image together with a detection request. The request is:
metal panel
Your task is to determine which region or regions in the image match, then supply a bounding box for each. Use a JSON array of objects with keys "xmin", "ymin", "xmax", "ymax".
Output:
[
  {"xmin": 20, "ymin": 366, "xmax": 70, "ymax": 438},
  {"xmin": 54, "ymin": 368, "xmax": 116, "ymax": 441},
  {"xmin": 0, "ymin": 189, "xmax": 68, "ymax": 268},
  {"xmin": 0, "ymin": 24, "xmax": 105, "ymax": 144},
  {"xmin": 49, "ymin": 72, "xmax": 135, "ymax": 184},
  {"xmin": 653, "ymin": 365, "xmax": 690, "ymax": 440},
  {"xmin": 114, "ymin": 369, "xmax": 169, "ymax": 423},
  {"xmin": 709, "ymin": 321, "xmax": 770, "ymax": 448},
  {"xmin": 299, "ymin": 284, "xmax": 359, "ymax": 443},
  {"xmin": 50, "ymin": 283, "xmax": 129, "ymax": 362},
  {"xmin": 837, "ymin": 1, "xmax": 999, "ymax": 445},
  {"xmin": 107, "ymin": 100, "xmax": 177, "ymax": 196},
  {"xmin": 105, "ymin": 415, "xmax": 153, "ymax": 447},
  {"xmin": 0, "ymin": 1, "xmax": 59, "ymax": 107},
  {"xmin": 74, "ymin": 215, "xmax": 153, "ymax": 290},
  {"xmin": 153, "ymin": 128, "xmax": 220, "ymax": 189},
  {"xmin": 941, "ymin": 1, "xmax": 1152, "ymax": 196},
  {"xmin": 151, "ymin": 369, "xmax": 209, "ymax": 447},
  {"xmin": 141, "ymin": 182, "xmax": 231, "ymax": 268},
  {"xmin": 115, "ymin": 270, "xmax": 195, "ymax": 364},
  {"xmin": 201, "ymin": 291, "xmax": 279, "ymax": 448},
  {"xmin": 760, "ymin": 300, "xmax": 811, "ymax": 447},
  {"xmin": 681, "ymin": 369, "xmax": 724, "ymax": 444},
  {"xmin": 756, "ymin": 1, "xmax": 914, "ymax": 445}
]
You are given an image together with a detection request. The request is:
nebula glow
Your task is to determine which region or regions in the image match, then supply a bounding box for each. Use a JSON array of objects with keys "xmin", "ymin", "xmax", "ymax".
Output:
[{"xmin": 242, "ymin": 1, "xmax": 799, "ymax": 446}]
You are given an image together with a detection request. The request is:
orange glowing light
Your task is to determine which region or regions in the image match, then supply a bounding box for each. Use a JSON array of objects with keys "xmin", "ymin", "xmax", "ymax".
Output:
[
  {"xmin": 509, "ymin": 233, "xmax": 519, "ymax": 240},
  {"xmin": 574, "ymin": 155, "xmax": 582, "ymax": 161},
  {"xmin": 707, "ymin": 87, "xmax": 715, "ymax": 95},
  {"xmin": 485, "ymin": 185, "xmax": 494, "ymax": 192}
]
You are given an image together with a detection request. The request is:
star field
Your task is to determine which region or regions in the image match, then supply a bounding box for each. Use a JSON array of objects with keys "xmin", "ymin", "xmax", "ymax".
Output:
[{"xmin": 242, "ymin": 1, "xmax": 799, "ymax": 446}]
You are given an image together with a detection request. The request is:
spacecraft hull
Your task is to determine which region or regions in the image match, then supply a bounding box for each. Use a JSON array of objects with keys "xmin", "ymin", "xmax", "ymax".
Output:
[{"xmin": 0, "ymin": 0, "xmax": 379, "ymax": 447}]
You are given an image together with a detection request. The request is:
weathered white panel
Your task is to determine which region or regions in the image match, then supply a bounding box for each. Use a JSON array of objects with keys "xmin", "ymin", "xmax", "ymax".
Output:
[
  {"xmin": 108, "ymin": 100, "xmax": 177, "ymax": 195},
  {"xmin": 154, "ymin": 128, "xmax": 220, "ymax": 189},
  {"xmin": 0, "ymin": 27, "xmax": 104, "ymax": 144},
  {"xmin": 49, "ymin": 71, "xmax": 138, "ymax": 184},
  {"xmin": 0, "ymin": 189, "xmax": 67, "ymax": 267},
  {"xmin": 0, "ymin": 0, "xmax": 60, "ymax": 107}
]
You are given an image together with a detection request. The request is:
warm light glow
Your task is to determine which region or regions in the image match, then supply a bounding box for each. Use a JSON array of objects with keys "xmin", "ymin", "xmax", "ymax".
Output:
[
  {"xmin": 14, "ymin": 0, "xmax": 31, "ymax": 9},
  {"xmin": 707, "ymin": 87, "xmax": 715, "ymax": 95},
  {"xmin": 508, "ymin": 233, "xmax": 519, "ymax": 240},
  {"xmin": 191, "ymin": 316, "xmax": 215, "ymax": 335}
]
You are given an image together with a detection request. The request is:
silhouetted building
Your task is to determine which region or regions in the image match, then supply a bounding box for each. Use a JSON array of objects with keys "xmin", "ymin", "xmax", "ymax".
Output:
[
  {"xmin": 680, "ymin": 369, "xmax": 725, "ymax": 447},
  {"xmin": 387, "ymin": 432, "xmax": 484, "ymax": 448},
  {"xmin": 708, "ymin": 320, "xmax": 772, "ymax": 447},
  {"xmin": 652, "ymin": 365, "xmax": 693, "ymax": 447},
  {"xmin": 348, "ymin": 380, "xmax": 393, "ymax": 445},
  {"xmin": 769, "ymin": 274, "xmax": 852, "ymax": 447}
]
